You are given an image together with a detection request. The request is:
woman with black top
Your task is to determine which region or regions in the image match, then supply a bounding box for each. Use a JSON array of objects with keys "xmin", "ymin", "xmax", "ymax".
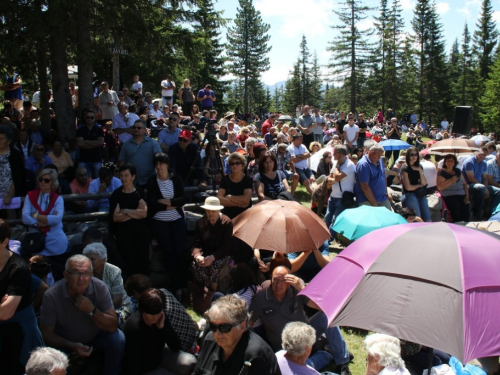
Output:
[
  {"xmin": 147, "ymin": 153, "xmax": 186, "ymax": 301},
  {"xmin": 254, "ymin": 151, "xmax": 289, "ymax": 201},
  {"xmin": 316, "ymin": 151, "xmax": 333, "ymax": 178},
  {"xmin": 386, "ymin": 117, "xmax": 402, "ymax": 162},
  {"xmin": 178, "ymin": 79, "xmax": 195, "ymax": 118},
  {"xmin": 401, "ymin": 147, "xmax": 431, "ymax": 222},
  {"xmin": 110, "ymin": 164, "xmax": 149, "ymax": 276},
  {"xmin": 437, "ymin": 154, "xmax": 470, "ymax": 222}
]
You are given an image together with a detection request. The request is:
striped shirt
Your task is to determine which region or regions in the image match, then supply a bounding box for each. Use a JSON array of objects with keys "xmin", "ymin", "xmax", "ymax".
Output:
[{"xmin": 153, "ymin": 179, "xmax": 182, "ymax": 221}]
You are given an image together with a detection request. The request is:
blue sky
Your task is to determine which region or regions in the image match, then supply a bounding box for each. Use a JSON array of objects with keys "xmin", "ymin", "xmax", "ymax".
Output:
[{"xmin": 214, "ymin": 0, "xmax": 500, "ymax": 86}]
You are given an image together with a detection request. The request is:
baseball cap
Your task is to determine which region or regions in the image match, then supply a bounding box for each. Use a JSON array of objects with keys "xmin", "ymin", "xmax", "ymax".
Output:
[{"xmin": 179, "ymin": 129, "xmax": 192, "ymax": 140}]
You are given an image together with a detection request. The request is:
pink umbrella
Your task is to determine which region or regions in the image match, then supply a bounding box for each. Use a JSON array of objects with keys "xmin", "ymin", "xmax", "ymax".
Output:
[
  {"xmin": 300, "ymin": 222, "xmax": 500, "ymax": 363},
  {"xmin": 423, "ymin": 140, "xmax": 437, "ymax": 145}
]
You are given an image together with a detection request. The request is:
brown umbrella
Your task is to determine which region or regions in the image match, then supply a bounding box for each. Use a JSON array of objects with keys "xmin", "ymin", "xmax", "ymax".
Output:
[
  {"xmin": 232, "ymin": 200, "xmax": 330, "ymax": 253},
  {"xmin": 428, "ymin": 138, "xmax": 480, "ymax": 156}
]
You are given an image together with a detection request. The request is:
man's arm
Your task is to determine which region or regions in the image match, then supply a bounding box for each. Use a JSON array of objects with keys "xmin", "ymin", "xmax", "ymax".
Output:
[
  {"xmin": 487, "ymin": 174, "xmax": 500, "ymax": 188},
  {"xmin": 40, "ymin": 324, "xmax": 93, "ymax": 357},
  {"xmin": 360, "ymin": 182, "xmax": 378, "ymax": 206},
  {"xmin": 77, "ymin": 137, "xmax": 104, "ymax": 149},
  {"xmin": 74, "ymin": 295, "xmax": 118, "ymax": 332},
  {"xmin": 312, "ymin": 248, "xmax": 330, "ymax": 269},
  {"xmin": 466, "ymin": 170, "xmax": 480, "ymax": 184}
]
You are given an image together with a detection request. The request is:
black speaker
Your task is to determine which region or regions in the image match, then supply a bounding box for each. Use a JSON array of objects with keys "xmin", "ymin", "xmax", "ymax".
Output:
[{"xmin": 453, "ymin": 106, "xmax": 473, "ymax": 134}]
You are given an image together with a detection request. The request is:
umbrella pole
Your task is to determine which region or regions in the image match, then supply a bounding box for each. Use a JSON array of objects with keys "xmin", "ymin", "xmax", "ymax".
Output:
[{"xmin": 427, "ymin": 348, "xmax": 434, "ymax": 374}]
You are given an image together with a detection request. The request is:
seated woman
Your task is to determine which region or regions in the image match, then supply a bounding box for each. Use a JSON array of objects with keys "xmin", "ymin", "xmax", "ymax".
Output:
[
  {"xmin": 316, "ymin": 151, "xmax": 333, "ymax": 178},
  {"xmin": 236, "ymin": 127, "xmax": 250, "ymax": 148},
  {"xmin": 401, "ymin": 147, "xmax": 431, "ymax": 222},
  {"xmin": 254, "ymin": 151, "xmax": 290, "ymax": 201},
  {"xmin": 193, "ymin": 295, "xmax": 280, "ymax": 375},
  {"xmin": 364, "ymin": 333, "xmax": 410, "ymax": 375},
  {"xmin": 122, "ymin": 289, "xmax": 197, "ymax": 375},
  {"xmin": 247, "ymin": 143, "xmax": 267, "ymax": 180},
  {"xmin": 217, "ymin": 152, "xmax": 253, "ymax": 219},
  {"xmin": 0, "ymin": 219, "xmax": 43, "ymax": 374},
  {"xmin": 437, "ymin": 154, "xmax": 470, "ymax": 222},
  {"xmin": 276, "ymin": 321, "xmax": 323, "ymax": 375},
  {"xmin": 217, "ymin": 124, "xmax": 228, "ymax": 143},
  {"xmin": 82, "ymin": 243, "xmax": 134, "ymax": 328},
  {"xmin": 191, "ymin": 197, "xmax": 233, "ymax": 292}
]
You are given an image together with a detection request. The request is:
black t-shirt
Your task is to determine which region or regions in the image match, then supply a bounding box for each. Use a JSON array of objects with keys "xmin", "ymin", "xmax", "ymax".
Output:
[
  {"xmin": 109, "ymin": 187, "xmax": 148, "ymax": 233},
  {"xmin": 401, "ymin": 164, "xmax": 423, "ymax": 193},
  {"xmin": 254, "ymin": 170, "xmax": 286, "ymax": 199},
  {"xmin": 220, "ymin": 174, "xmax": 253, "ymax": 219},
  {"xmin": 0, "ymin": 252, "xmax": 31, "ymax": 312},
  {"xmin": 76, "ymin": 125, "xmax": 104, "ymax": 162},
  {"xmin": 357, "ymin": 120, "xmax": 367, "ymax": 138}
]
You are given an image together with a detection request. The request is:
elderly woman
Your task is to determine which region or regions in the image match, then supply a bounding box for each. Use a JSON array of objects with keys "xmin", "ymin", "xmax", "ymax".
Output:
[
  {"xmin": 193, "ymin": 295, "xmax": 280, "ymax": 375},
  {"xmin": 146, "ymin": 153, "xmax": 187, "ymax": 301},
  {"xmin": 109, "ymin": 163, "xmax": 149, "ymax": 276},
  {"xmin": 401, "ymin": 147, "xmax": 431, "ymax": 222},
  {"xmin": 364, "ymin": 333, "xmax": 410, "ymax": 375},
  {"xmin": 245, "ymin": 137, "xmax": 258, "ymax": 163},
  {"xmin": 437, "ymin": 154, "xmax": 470, "ymax": 222},
  {"xmin": 122, "ymin": 288, "xmax": 197, "ymax": 375},
  {"xmin": 22, "ymin": 168, "xmax": 68, "ymax": 258},
  {"xmin": 254, "ymin": 151, "xmax": 290, "ymax": 201},
  {"xmin": 82, "ymin": 243, "xmax": 134, "ymax": 327},
  {"xmin": 276, "ymin": 321, "xmax": 322, "ymax": 375},
  {"xmin": 0, "ymin": 219, "xmax": 43, "ymax": 374},
  {"xmin": 217, "ymin": 152, "xmax": 253, "ymax": 219},
  {"xmin": 26, "ymin": 347, "xmax": 69, "ymax": 375},
  {"xmin": 191, "ymin": 197, "xmax": 233, "ymax": 292}
]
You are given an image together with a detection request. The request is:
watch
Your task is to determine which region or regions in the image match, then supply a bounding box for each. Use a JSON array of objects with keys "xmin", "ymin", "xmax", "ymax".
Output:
[
  {"xmin": 87, "ymin": 307, "xmax": 97, "ymax": 318},
  {"xmin": 124, "ymin": 209, "xmax": 129, "ymax": 216}
]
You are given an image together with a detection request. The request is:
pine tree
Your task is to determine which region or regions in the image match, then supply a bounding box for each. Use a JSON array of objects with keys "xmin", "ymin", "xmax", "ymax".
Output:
[
  {"xmin": 473, "ymin": 0, "xmax": 499, "ymax": 80},
  {"xmin": 479, "ymin": 56, "xmax": 500, "ymax": 132},
  {"xmin": 299, "ymin": 35, "xmax": 311, "ymax": 105},
  {"xmin": 226, "ymin": 0, "xmax": 271, "ymax": 114},
  {"xmin": 328, "ymin": 0, "xmax": 374, "ymax": 112},
  {"xmin": 310, "ymin": 52, "xmax": 323, "ymax": 107},
  {"xmin": 282, "ymin": 61, "xmax": 302, "ymax": 114}
]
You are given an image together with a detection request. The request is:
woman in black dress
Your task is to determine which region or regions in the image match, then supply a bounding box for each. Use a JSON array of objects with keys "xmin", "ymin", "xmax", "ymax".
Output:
[{"xmin": 110, "ymin": 164, "xmax": 149, "ymax": 275}]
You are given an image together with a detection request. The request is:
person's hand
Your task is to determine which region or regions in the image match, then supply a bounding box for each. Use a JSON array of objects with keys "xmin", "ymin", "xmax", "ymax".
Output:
[
  {"xmin": 202, "ymin": 255, "xmax": 215, "ymax": 267},
  {"xmin": 195, "ymin": 255, "xmax": 204, "ymax": 266},
  {"xmin": 75, "ymin": 295, "xmax": 94, "ymax": 314},
  {"xmin": 98, "ymin": 182, "xmax": 107, "ymax": 193},
  {"xmin": 199, "ymin": 182, "xmax": 207, "ymax": 191},
  {"xmin": 1, "ymin": 294, "xmax": 7, "ymax": 304},
  {"xmin": 259, "ymin": 262, "xmax": 270, "ymax": 273},
  {"xmin": 285, "ymin": 274, "xmax": 305, "ymax": 291},
  {"xmin": 74, "ymin": 343, "xmax": 93, "ymax": 357},
  {"xmin": 485, "ymin": 189, "xmax": 490, "ymax": 199},
  {"xmin": 3, "ymin": 196, "xmax": 11, "ymax": 205},
  {"xmin": 464, "ymin": 195, "xmax": 470, "ymax": 204},
  {"xmin": 138, "ymin": 200, "xmax": 147, "ymax": 210},
  {"xmin": 220, "ymin": 214, "xmax": 231, "ymax": 224},
  {"xmin": 155, "ymin": 311, "xmax": 165, "ymax": 329}
]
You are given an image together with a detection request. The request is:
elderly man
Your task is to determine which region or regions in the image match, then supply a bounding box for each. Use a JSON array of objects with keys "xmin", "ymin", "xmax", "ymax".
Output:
[
  {"xmin": 88, "ymin": 166, "xmax": 122, "ymax": 212},
  {"xmin": 354, "ymin": 144, "xmax": 392, "ymax": 210},
  {"xmin": 26, "ymin": 347, "xmax": 69, "ymax": 375},
  {"xmin": 298, "ymin": 105, "xmax": 316, "ymax": 149},
  {"xmin": 112, "ymin": 102, "xmax": 134, "ymax": 145},
  {"xmin": 261, "ymin": 114, "xmax": 276, "ymax": 137},
  {"xmin": 487, "ymin": 151, "xmax": 500, "ymax": 189},
  {"xmin": 249, "ymin": 266, "xmax": 352, "ymax": 375},
  {"xmin": 158, "ymin": 111, "xmax": 182, "ymax": 152},
  {"xmin": 76, "ymin": 109, "xmax": 104, "ymax": 179},
  {"xmin": 25, "ymin": 144, "xmax": 53, "ymax": 174},
  {"xmin": 118, "ymin": 119, "xmax": 162, "ymax": 188},
  {"xmin": 287, "ymin": 134, "xmax": 315, "ymax": 194},
  {"xmin": 98, "ymin": 82, "xmax": 120, "ymax": 121},
  {"xmin": 39, "ymin": 255, "xmax": 125, "ymax": 375},
  {"xmin": 462, "ymin": 147, "xmax": 500, "ymax": 220}
]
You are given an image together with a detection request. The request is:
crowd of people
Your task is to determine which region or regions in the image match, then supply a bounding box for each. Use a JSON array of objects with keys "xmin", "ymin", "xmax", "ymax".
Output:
[{"xmin": 1, "ymin": 75, "xmax": 500, "ymax": 375}]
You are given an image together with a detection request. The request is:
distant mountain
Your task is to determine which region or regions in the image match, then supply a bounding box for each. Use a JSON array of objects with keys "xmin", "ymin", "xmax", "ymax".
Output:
[{"xmin": 264, "ymin": 81, "xmax": 328, "ymax": 92}]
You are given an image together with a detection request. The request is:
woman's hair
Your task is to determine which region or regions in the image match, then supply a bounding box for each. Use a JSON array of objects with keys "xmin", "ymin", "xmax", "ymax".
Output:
[
  {"xmin": 281, "ymin": 321, "xmax": 316, "ymax": 356},
  {"xmin": 405, "ymin": 146, "xmax": 420, "ymax": 167},
  {"xmin": 153, "ymin": 152, "xmax": 170, "ymax": 166},
  {"xmin": 118, "ymin": 163, "xmax": 136, "ymax": 176},
  {"xmin": 183, "ymin": 78, "xmax": 190, "ymax": 86},
  {"xmin": 26, "ymin": 347, "xmax": 69, "ymax": 375},
  {"xmin": 239, "ymin": 126, "xmax": 249, "ymax": 135},
  {"xmin": 322, "ymin": 151, "xmax": 332, "ymax": 160},
  {"xmin": 245, "ymin": 137, "xmax": 258, "ymax": 152},
  {"xmin": 207, "ymin": 294, "xmax": 250, "ymax": 325},
  {"xmin": 230, "ymin": 263, "xmax": 258, "ymax": 294},
  {"xmin": 219, "ymin": 125, "xmax": 227, "ymax": 132},
  {"xmin": 0, "ymin": 219, "xmax": 11, "ymax": 243},
  {"xmin": 82, "ymin": 242, "xmax": 108, "ymax": 260},
  {"xmin": 309, "ymin": 141, "xmax": 321, "ymax": 152},
  {"xmin": 443, "ymin": 154, "xmax": 458, "ymax": 169},
  {"xmin": 138, "ymin": 288, "xmax": 165, "ymax": 315},
  {"xmin": 227, "ymin": 152, "xmax": 247, "ymax": 168},
  {"xmin": 29, "ymin": 255, "xmax": 51, "ymax": 279},
  {"xmin": 37, "ymin": 168, "xmax": 59, "ymax": 190},
  {"xmin": 125, "ymin": 274, "xmax": 152, "ymax": 296},
  {"xmin": 252, "ymin": 143, "xmax": 267, "ymax": 162},
  {"xmin": 364, "ymin": 333, "xmax": 405, "ymax": 369},
  {"xmin": 0, "ymin": 125, "xmax": 13, "ymax": 141},
  {"xmin": 400, "ymin": 207, "xmax": 417, "ymax": 220},
  {"xmin": 258, "ymin": 151, "xmax": 278, "ymax": 174}
]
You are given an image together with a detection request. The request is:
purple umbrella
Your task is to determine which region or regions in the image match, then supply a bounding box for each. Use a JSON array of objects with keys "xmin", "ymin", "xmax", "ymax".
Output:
[{"xmin": 300, "ymin": 222, "xmax": 500, "ymax": 363}]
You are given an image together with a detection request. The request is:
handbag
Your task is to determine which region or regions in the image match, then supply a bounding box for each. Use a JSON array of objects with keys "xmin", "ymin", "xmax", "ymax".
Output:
[
  {"xmin": 19, "ymin": 226, "xmax": 45, "ymax": 256},
  {"xmin": 339, "ymin": 180, "xmax": 355, "ymax": 208},
  {"xmin": 413, "ymin": 185, "xmax": 428, "ymax": 199}
]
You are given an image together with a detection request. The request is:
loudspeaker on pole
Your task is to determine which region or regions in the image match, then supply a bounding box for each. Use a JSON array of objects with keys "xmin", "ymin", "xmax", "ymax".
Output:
[{"xmin": 453, "ymin": 106, "xmax": 473, "ymax": 135}]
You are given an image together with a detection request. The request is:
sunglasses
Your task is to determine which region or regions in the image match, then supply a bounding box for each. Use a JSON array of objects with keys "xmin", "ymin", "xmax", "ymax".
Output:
[
  {"xmin": 132, "ymin": 126, "xmax": 145, "ymax": 130},
  {"xmin": 180, "ymin": 138, "xmax": 190, "ymax": 142},
  {"xmin": 168, "ymin": 117, "xmax": 178, "ymax": 121},
  {"xmin": 85, "ymin": 116, "xmax": 95, "ymax": 120},
  {"xmin": 209, "ymin": 322, "xmax": 239, "ymax": 334},
  {"xmin": 229, "ymin": 161, "xmax": 242, "ymax": 166},
  {"xmin": 38, "ymin": 178, "xmax": 51, "ymax": 183},
  {"xmin": 409, "ymin": 153, "xmax": 418, "ymax": 157}
]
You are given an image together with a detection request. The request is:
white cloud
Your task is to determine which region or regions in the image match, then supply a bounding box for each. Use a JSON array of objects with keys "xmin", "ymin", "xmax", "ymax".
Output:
[
  {"xmin": 457, "ymin": 7, "xmax": 471, "ymax": 17},
  {"xmin": 357, "ymin": 18, "xmax": 374, "ymax": 32},
  {"xmin": 400, "ymin": 0, "xmax": 416, "ymax": 11},
  {"xmin": 436, "ymin": 2, "xmax": 450, "ymax": 14},
  {"xmin": 493, "ymin": 10, "xmax": 500, "ymax": 23},
  {"xmin": 261, "ymin": 65, "xmax": 293, "ymax": 86}
]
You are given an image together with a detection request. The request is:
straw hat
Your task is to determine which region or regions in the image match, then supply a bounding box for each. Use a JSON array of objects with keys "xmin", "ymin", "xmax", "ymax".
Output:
[{"xmin": 200, "ymin": 196, "xmax": 224, "ymax": 211}]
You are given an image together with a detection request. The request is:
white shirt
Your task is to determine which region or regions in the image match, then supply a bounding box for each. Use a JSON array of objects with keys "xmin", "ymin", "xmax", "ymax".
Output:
[
  {"xmin": 441, "ymin": 120, "xmax": 449, "ymax": 130},
  {"xmin": 161, "ymin": 80, "xmax": 175, "ymax": 97},
  {"xmin": 132, "ymin": 81, "xmax": 143, "ymax": 94},
  {"xmin": 149, "ymin": 108, "xmax": 163, "ymax": 119},
  {"xmin": 343, "ymin": 124, "xmax": 359, "ymax": 143},
  {"xmin": 421, "ymin": 160, "xmax": 437, "ymax": 188},
  {"xmin": 329, "ymin": 159, "xmax": 356, "ymax": 198},
  {"xmin": 287, "ymin": 143, "xmax": 309, "ymax": 169}
]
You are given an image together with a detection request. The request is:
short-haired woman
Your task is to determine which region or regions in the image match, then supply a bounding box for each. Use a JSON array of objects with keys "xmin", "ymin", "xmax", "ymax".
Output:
[
  {"xmin": 254, "ymin": 151, "xmax": 289, "ymax": 201},
  {"xmin": 437, "ymin": 153, "xmax": 470, "ymax": 222},
  {"xmin": 364, "ymin": 333, "xmax": 410, "ymax": 375}
]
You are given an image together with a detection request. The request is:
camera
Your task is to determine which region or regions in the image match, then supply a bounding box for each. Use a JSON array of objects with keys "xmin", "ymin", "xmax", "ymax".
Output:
[{"xmin": 204, "ymin": 119, "xmax": 218, "ymax": 138}]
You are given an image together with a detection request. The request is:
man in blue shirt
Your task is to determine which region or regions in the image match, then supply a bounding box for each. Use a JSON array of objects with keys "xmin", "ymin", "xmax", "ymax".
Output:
[
  {"xmin": 88, "ymin": 167, "xmax": 122, "ymax": 212},
  {"xmin": 197, "ymin": 84, "xmax": 216, "ymax": 111},
  {"xmin": 354, "ymin": 144, "xmax": 392, "ymax": 211},
  {"xmin": 158, "ymin": 112, "xmax": 181, "ymax": 153},
  {"xmin": 462, "ymin": 147, "xmax": 500, "ymax": 220},
  {"xmin": 25, "ymin": 144, "xmax": 53, "ymax": 174}
]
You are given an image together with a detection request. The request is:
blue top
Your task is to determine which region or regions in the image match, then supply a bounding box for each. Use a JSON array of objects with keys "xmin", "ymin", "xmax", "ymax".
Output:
[
  {"xmin": 4, "ymin": 73, "xmax": 23, "ymax": 100},
  {"xmin": 287, "ymin": 240, "xmax": 329, "ymax": 283},
  {"xmin": 25, "ymin": 155, "xmax": 53, "ymax": 174},
  {"xmin": 461, "ymin": 155, "xmax": 487, "ymax": 184},
  {"xmin": 118, "ymin": 136, "xmax": 162, "ymax": 186},
  {"xmin": 354, "ymin": 154, "xmax": 387, "ymax": 203},
  {"xmin": 158, "ymin": 127, "xmax": 181, "ymax": 147},
  {"xmin": 88, "ymin": 177, "xmax": 122, "ymax": 211},
  {"xmin": 197, "ymin": 88, "xmax": 215, "ymax": 107},
  {"xmin": 22, "ymin": 192, "xmax": 68, "ymax": 256}
]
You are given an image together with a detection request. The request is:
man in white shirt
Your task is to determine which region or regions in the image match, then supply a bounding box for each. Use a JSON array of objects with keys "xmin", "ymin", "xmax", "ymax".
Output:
[
  {"xmin": 132, "ymin": 75, "xmax": 143, "ymax": 95},
  {"xmin": 440, "ymin": 117, "xmax": 449, "ymax": 131},
  {"xmin": 161, "ymin": 75, "xmax": 175, "ymax": 108},
  {"xmin": 149, "ymin": 101, "xmax": 163, "ymax": 119},
  {"xmin": 112, "ymin": 103, "xmax": 135, "ymax": 144},
  {"xmin": 287, "ymin": 134, "xmax": 315, "ymax": 194},
  {"xmin": 343, "ymin": 113, "xmax": 359, "ymax": 153},
  {"xmin": 98, "ymin": 82, "xmax": 119, "ymax": 121}
]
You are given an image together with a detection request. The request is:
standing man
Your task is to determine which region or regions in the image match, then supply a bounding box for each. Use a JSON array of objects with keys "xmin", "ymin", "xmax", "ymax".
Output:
[
  {"xmin": 76, "ymin": 109, "xmax": 104, "ymax": 179},
  {"xmin": 261, "ymin": 114, "xmax": 276, "ymax": 137},
  {"xmin": 354, "ymin": 144, "xmax": 392, "ymax": 210},
  {"xmin": 440, "ymin": 117, "xmax": 449, "ymax": 131},
  {"xmin": 112, "ymin": 103, "xmax": 135, "ymax": 145},
  {"xmin": 197, "ymin": 84, "xmax": 216, "ymax": 111},
  {"xmin": 287, "ymin": 134, "xmax": 314, "ymax": 195},
  {"xmin": 98, "ymin": 82, "xmax": 120, "ymax": 122},
  {"xmin": 335, "ymin": 111, "xmax": 347, "ymax": 141},
  {"xmin": 297, "ymin": 105, "xmax": 316, "ymax": 149},
  {"xmin": 343, "ymin": 113, "xmax": 359, "ymax": 153},
  {"xmin": 158, "ymin": 112, "xmax": 181, "ymax": 153},
  {"xmin": 132, "ymin": 75, "xmax": 143, "ymax": 95},
  {"xmin": 356, "ymin": 112, "xmax": 367, "ymax": 149},
  {"xmin": 118, "ymin": 120, "xmax": 162, "ymax": 188},
  {"xmin": 39, "ymin": 255, "xmax": 125, "ymax": 375},
  {"xmin": 313, "ymin": 108, "xmax": 326, "ymax": 146},
  {"xmin": 161, "ymin": 75, "xmax": 176, "ymax": 108}
]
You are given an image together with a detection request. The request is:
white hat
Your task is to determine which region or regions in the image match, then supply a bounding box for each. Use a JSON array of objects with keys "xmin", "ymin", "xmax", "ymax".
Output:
[{"xmin": 200, "ymin": 196, "xmax": 224, "ymax": 211}]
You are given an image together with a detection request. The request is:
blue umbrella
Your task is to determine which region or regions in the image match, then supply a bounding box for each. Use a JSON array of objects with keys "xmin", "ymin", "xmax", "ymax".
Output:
[{"xmin": 379, "ymin": 139, "xmax": 411, "ymax": 151}]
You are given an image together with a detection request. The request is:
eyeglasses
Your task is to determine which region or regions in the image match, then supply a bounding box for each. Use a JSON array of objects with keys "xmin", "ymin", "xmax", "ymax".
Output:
[
  {"xmin": 132, "ymin": 126, "xmax": 145, "ymax": 130},
  {"xmin": 229, "ymin": 161, "xmax": 242, "ymax": 166},
  {"xmin": 209, "ymin": 322, "xmax": 240, "ymax": 334},
  {"xmin": 409, "ymin": 153, "xmax": 418, "ymax": 157},
  {"xmin": 38, "ymin": 177, "xmax": 51, "ymax": 183},
  {"xmin": 85, "ymin": 116, "xmax": 95, "ymax": 120},
  {"xmin": 66, "ymin": 270, "xmax": 92, "ymax": 278}
]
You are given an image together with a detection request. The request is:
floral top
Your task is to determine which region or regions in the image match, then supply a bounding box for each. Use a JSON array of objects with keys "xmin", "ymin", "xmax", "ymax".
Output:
[{"xmin": 0, "ymin": 152, "xmax": 12, "ymax": 197}]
